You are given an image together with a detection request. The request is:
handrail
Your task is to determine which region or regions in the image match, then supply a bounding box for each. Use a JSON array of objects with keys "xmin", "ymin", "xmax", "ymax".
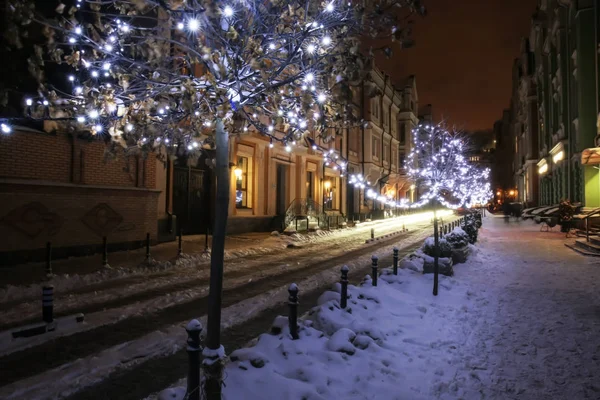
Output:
[
  {"xmin": 583, "ymin": 207, "xmax": 600, "ymax": 242},
  {"xmin": 284, "ymin": 198, "xmax": 328, "ymax": 230}
]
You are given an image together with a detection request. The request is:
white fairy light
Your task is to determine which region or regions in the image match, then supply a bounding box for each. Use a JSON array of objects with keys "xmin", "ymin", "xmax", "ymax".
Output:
[
  {"xmin": 177, "ymin": 22, "xmax": 184, "ymax": 30},
  {"xmin": 43, "ymin": 100, "xmax": 49, "ymax": 106},
  {"xmin": 74, "ymin": 26, "xmax": 82, "ymax": 35},
  {"xmin": 126, "ymin": 123, "xmax": 134, "ymax": 132},
  {"xmin": 68, "ymin": 75, "xmax": 75, "ymax": 82},
  {"xmin": 103, "ymin": 62, "xmax": 111, "ymax": 70},
  {"xmin": 326, "ymin": 2, "xmax": 334, "ymax": 11},
  {"xmin": 25, "ymin": 98, "xmax": 33, "ymax": 106},
  {"xmin": 268, "ymin": 125, "xmax": 274, "ymax": 132},
  {"xmin": 269, "ymin": 43, "xmax": 276, "ymax": 50},
  {"xmin": 88, "ymin": 109, "xmax": 99, "ymax": 119},
  {"xmin": 188, "ymin": 19, "xmax": 200, "ymax": 31},
  {"xmin": 317, "ymin": 93, "xmax": 327, "ymax": 103},
  {"xmin": 223, "ymin": 6, "xmax": 234, "ymax": 17},
  {"xmin": 75, "ymin": 86, "xmax": 83, "ymax": 94},
  {"xmin": 105, "ymin": 44, "xmax": 113, "ymax": 52},
  {"xmin": 91, "ymin": 70, "xmax": 99, "ymax": 78},
  {"xmin": 322, "ymin": 36, "xmax": 332, "ymax": 46},
  {"xmin": 304, "ymin": 73, "xmax": 314, "ymax": 82},
  {"xmin": 69, "ymin": 37, "xmax": 76, "ymax": 44},
  {"xmin": 77, "ymin": 116, "xmax": 85, "ymax": 123},
  {"xmin": 1, "ymin": 123, "xmax": 12, "ymax": 133},
  {"xmin": 94, "ymin": 124, "xmax": 103, "ymax": 132},
  {"xmin": 285, "ymin": 144, "xmax": 292, "ymax": 152},
  {"xmin": 307, "ymin": 44, "xmax": 316, "ymax": 54}
]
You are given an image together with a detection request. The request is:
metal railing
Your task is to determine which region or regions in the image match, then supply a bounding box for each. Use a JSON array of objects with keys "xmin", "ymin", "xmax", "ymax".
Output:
[
  {"xmin": 284, "ymin": 198, "xmax": 329, "ymax": 231},
  {"xmin": 583, "ymin": 207, "xmax": 600, "ymax": 242}
]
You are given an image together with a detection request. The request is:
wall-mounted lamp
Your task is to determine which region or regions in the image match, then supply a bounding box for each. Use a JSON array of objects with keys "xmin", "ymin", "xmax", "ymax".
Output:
[{"xmin": 234, "ymin": 167, "xmax": 243, "ymax": 180}]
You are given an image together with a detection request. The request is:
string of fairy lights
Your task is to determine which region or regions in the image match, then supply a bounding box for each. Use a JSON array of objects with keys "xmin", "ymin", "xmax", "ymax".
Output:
[
  {"xmin": 1, "ymin": 0, "xmax": 355, "ymax": 173},
  {"xmin": 345, "ymin": 122, "xmax": 492, "ymax": 210}
]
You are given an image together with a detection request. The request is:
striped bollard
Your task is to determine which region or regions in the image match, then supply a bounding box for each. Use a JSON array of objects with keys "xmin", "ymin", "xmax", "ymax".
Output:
[
  {"xmin": 371, "ymin": 255, "xmax": 378, "ymax": 286},
  {"xmin": 42, "ymin": 285, "xmax": 54, "ymax": 323},
  {"xmin": 288, "ymin": 284, "xmax": 299, "ymax": 340}
]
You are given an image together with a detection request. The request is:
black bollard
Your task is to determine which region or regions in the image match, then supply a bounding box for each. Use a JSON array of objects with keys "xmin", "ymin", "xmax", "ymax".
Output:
[
  {"xmin": 178, "ymin": 230, "xmax": 184, "ymax": 257},
  {"xmin": 185, "ymin": 319, "xmax": 203, "ymax": 400},
  {"xmin": 288, "ymin": 283, "xmax": 299, "ymax": 339},
  {"xmin": 370, "ymin": 228, "xmax": 374, "ymax": 239},
  {"xmin": 42, "ymin": 285, "xmax": 54, "ymax": 323},
  {"xmin": 102, "ymin": 236, "xmax": 109, "ymax": 268},
  {"xmin": 340, "ymin": 265, "xmax": 349, "ymax": 309},
  {"xmin": 371, "ymin": 255, "xmax": 378, "ymax": 286},
  {"xmin": 145, "ymin": 233, "xmax": 151, "ymax": 264},
  {"xmin": 393, "ymin": 247, "xmax": 399, "ymax": 275},
  {"xmin": 45, "ymin": 242, "xmax": 53, "ymax": 278}
]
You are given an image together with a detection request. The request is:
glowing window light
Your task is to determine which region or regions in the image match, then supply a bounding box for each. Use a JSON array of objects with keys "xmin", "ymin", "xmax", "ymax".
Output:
[{"xmin": 552, "ymin": 150, "xmax": 564, "ymax": 163}]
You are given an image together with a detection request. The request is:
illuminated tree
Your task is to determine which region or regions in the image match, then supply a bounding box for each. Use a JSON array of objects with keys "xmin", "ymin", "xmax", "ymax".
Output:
[
  {"xmin": 3, "ymin": 0, "xmax": 425, "ymax": 396},
  {"xmin": 406, "ymin": 123, "xmax": 491, "ymax": 295}
]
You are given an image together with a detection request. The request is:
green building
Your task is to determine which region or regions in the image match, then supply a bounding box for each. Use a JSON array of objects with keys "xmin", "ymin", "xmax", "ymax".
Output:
[{"xmin": 511, "ymin": 0, "xmax": 600, "ymax": 208}]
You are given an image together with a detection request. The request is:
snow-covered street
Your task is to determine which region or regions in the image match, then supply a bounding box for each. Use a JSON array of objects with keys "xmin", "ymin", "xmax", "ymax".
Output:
[
  {"xmin": 0, "ymin": 215, "xmax": 439, "ymax": 400},
  {"xmin": 157, "ymin": 215, "xmax": 600, "ymax": 400}
]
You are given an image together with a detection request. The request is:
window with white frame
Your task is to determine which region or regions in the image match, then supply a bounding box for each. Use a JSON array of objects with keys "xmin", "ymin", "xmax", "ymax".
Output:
[{"xmin": 372, "ymin": 136, "xmax": 381, "ymax": 159}]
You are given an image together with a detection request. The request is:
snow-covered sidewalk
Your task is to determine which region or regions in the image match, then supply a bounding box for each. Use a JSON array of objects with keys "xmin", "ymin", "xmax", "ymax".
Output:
[{"xmin": 158, "ymin": 215, "xmax": 600, "ymax": 400}]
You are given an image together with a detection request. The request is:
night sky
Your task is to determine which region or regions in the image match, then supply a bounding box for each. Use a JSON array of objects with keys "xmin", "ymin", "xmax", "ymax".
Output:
[{"xmin": 376, "ymin": 0, "xmax": 538, "ymax": 131}]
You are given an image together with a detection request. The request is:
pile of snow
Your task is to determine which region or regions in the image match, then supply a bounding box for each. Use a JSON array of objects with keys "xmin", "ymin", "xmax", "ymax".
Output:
[{"xmin": 158, "ymin": 265, "xmax": 476, "ymax": 400}]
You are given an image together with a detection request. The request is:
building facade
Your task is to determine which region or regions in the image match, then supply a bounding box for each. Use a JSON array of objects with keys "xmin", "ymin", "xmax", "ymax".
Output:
[
  {"xmin": 495, "ymin": 0, "xmax": 600, "ymax": 208},
  {"xmin": 0, "ymin": 65, "xmax": 420, "ymax": 262}
]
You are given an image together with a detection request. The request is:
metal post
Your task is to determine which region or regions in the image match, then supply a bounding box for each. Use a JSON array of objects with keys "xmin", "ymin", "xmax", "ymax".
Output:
[
  {"xmin": 327, "ymin": 216, "xmax": 330, "ymax": 230},
  {"xmin": 393, "ymin": 247, "xmax": 399, "ymax": 275},
  {"xmin": 371, "ymin": 255, "xmax": 378, "ymax": 286},
  {"xmin": 340, "ymin": 265, "xmax": 349, "ymax": 309},
  {"xmin": 185, "ymin": 319, "xmax": 203, "ymax": 400},
  {"xmin": 102, "ymin": 236, "xmax": 109, "ymax": 268},
  {"xmin": 433, "ymin": 216, "xmax": 439, "ymax": 296},
  {"xmin": 178, "ymin": 229, "xmax": 184, "ymax": 257},
  {"xmin": 42, "ymin": 285, "xmax": 54, "ymax": 323},
  {"xmin": 45, "ymin": 242, "xmax": 53, "ymax": 278},
  {"xmin": 370, "ymin": 228, "xmax": 374, "ymax": 239},
  {"xmin": 288, "ymin": 283, "xmax": 299, "ymax": 340},
  {"xmin": 204, "ymin": 227, "xmax": 209, "ymax": 253},
  {"xmin": 145, "ymin": 233, "xmax": 151, "ymax": 264}
]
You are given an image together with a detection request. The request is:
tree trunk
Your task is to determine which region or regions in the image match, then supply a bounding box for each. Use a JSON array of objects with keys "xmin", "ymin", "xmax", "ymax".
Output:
[
  {"xmin": 205, "ymin": 119, "xmax": 229, "ymax": 398},
  {"xmin": 433, "ymin": 207, "xmax": 439, "ymax": 296}
]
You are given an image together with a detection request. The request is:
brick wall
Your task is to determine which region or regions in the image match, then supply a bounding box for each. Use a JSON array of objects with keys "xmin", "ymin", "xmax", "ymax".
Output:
[
  {"xmin": 0, "ymin": 128, "xmax": 162, "ymax": 264},
  {"xmin": 0, "ymin": 129, "xmax": 156, "ymax": 189}
]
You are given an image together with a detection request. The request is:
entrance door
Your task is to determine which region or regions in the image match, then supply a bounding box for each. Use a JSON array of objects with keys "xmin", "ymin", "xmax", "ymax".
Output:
[
  {"xmin": 276, "ymin": 163, "xmax": 288, "ymax": 215},
  {"xmin": 173, "ymin": 166, "xmax": 210, "ymax": 234}
]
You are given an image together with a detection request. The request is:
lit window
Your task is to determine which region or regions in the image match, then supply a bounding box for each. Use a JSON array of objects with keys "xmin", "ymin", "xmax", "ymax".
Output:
[{"xmin": 236, "ymin": 156, "xmax": 252, "ymax": 209}]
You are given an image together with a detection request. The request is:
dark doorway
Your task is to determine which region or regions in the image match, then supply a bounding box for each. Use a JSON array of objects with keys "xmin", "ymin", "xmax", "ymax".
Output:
[
  {"xmin": 173, "ymin": 164, "xmax": 212, "ymax": 234},
  {"xmin": 276, "ymin": 163, "xmax": 288, "ymax": 215},
  {"xmin": 306, "ymin": 171, "xmax": 314, "ymax": 202}
]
